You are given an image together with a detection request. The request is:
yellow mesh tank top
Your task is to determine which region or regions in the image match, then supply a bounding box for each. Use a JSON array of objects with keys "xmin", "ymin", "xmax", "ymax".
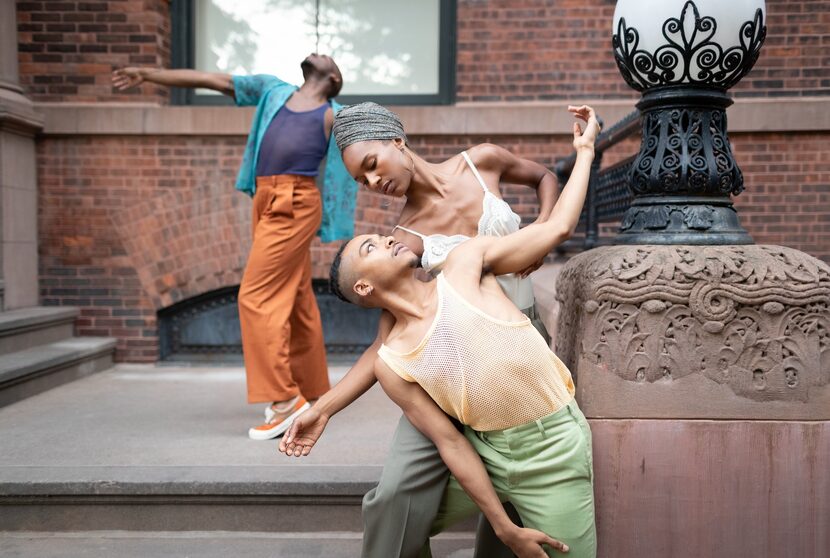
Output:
[{"xmin": 377, "ymin": 274, "xmax": 575, "ymax": 431}]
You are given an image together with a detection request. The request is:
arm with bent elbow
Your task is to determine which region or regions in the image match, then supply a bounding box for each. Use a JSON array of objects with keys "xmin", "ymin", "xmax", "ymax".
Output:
[
  {"xmin": 278, "ymin": 311, "xmax": 394, "ymax": 457},
  {"xmin": 447, "ymin": 105, "xmax": 599, "ymax": 279}
]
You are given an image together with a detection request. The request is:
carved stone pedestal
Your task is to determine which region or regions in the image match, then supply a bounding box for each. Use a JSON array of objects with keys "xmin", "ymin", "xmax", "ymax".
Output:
[{"xmin": 555, "ymin": 244, "xmax": 829, "ymax": 557}]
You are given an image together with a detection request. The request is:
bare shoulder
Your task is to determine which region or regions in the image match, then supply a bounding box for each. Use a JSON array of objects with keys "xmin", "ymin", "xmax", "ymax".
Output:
[
  {"xmin": 443, "ymin": 236, "xmax": 490, "ymax": 288},
  {"xmin": 466, "ymin": 143, "xmax": 513, "ymax": 171}
]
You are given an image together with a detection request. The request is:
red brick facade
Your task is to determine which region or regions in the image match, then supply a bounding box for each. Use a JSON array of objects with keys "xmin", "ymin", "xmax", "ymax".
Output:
[
  {"xmin": 16, "ymin": 0, "xmax": 170, "ymax": 102},
  {"xmin": 16, "ymin": 1, "xmax": 830, "ymax": 104},
  {"xmin": 455, "ymin": 0, "xmax": 830, "ymax": 102},
  {"xmin": 18, "ymin": 0, "xmax": 830, "ymax": 361}
]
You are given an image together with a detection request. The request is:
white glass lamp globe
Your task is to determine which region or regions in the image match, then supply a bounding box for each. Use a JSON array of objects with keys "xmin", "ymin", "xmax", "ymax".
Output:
[{"xmin": 612, "ymin": 0, "xmax": 766, "ymax": 91}]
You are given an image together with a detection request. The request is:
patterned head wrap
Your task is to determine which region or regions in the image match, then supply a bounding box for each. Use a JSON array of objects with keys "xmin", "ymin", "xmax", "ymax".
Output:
[{"xmin": 333, "ymin": 102, "xmax": 407, "ymax": 153}]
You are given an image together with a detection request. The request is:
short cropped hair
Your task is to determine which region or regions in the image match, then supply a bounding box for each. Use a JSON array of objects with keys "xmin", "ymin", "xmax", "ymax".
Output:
[{"xmin": 329, "ymin": 241, "xmax": 354, "ymax": 305}]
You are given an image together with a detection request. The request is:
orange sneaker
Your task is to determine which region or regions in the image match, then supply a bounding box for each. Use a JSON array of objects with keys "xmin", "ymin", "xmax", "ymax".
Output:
[{"xmin": 248, "ymin": 396, "xmax": 310, "ymax": 441}]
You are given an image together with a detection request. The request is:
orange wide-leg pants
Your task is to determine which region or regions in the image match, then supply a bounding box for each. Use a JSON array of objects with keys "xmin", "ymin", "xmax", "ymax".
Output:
[{"xmin": 238, "ymin": 175, "xmax": 330, "ymax": 404}]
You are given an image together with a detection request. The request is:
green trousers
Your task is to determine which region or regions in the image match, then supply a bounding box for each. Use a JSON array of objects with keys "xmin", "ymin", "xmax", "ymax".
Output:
[{"xmin": 431, "ymin": 400, "xmax": 597, "ymax": 558}]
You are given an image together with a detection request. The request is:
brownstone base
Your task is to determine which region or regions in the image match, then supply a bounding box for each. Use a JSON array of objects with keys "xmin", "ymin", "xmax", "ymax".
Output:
[
  {"xmin": 589, "ymin": 418, "xmax": 829, "ymax": 558},
  {"xmin": 555, "ymin": 244, "xmax": 830, "ymax": 556}
]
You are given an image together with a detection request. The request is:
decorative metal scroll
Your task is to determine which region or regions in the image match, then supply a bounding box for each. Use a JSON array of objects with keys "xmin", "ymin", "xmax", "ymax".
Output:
[
  {"xmin": 612, "ymin": 1, "xmax": 766, "ymax": 91},
  {"xmin": 630, "ymin": 105, "xmax": 743, "ymax": 198}
]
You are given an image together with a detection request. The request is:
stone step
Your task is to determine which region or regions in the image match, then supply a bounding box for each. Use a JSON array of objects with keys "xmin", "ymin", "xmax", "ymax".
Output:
[
  {"xmin": 0, "ymin": 465, "xmax": 375, "ymax": 533},
  {"xmin": 0, "ymin": 464, "xmax": 476, "ymax": 534},
  {"xmin": 0, "ymin": 306, "xmax": 79, "ymax": 356},
  {"xmin": 0, "ymin": 337, "xmax": 116, "ymax": 408},
  {"xmin": 0, "ymin": 366, "xmax": 477, "ymax": 541},
  {"xmin": 0, "ymin": 531, "xmax": 476, "ymax": 558}
]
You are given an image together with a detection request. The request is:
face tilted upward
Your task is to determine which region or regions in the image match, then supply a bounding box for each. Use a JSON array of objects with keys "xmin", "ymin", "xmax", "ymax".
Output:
[{"xmin": 335, "ymin": 234, "xmax": 420, "ymax": 306}]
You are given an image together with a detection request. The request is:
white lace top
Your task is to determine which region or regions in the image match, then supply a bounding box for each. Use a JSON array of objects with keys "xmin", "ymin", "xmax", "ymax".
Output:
[{"xmin": 395, "ymin": 151, "xmax": 536, "ymax": 310}]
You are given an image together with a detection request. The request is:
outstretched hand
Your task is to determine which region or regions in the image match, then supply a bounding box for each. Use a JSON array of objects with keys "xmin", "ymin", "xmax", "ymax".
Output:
[
  {"xmin": 278, "ymin": 407, "xmax": 329, "ymax": 457},
  {"xmin": 569, "ymin": 105, "xmax": 600, "ymax": 153},
  {"xmin": 112, "ymin": 67, "xmax": 146, "ymax": 91}
]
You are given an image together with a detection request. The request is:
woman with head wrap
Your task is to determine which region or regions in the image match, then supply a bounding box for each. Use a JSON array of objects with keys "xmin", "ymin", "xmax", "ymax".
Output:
[{"xmin": 283, "ymin": 102, "xmax": 567, "ymax": 558}]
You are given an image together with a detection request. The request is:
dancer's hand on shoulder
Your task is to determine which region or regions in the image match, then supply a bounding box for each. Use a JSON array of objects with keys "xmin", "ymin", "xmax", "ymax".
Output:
[
  {"xmin": 502, "ymin": 525, "xmax": 569, "ymax": 558},
  {"xmin": 569, "ymin": 104, "xmax": 600, "ymax": 153},
  {"xmin": 112, "ymin": 67, "xmax": 147, "ymax": 91},
  {"xmin": 278, "ymin": 407, "xmax": 329, "ymax": 457}
]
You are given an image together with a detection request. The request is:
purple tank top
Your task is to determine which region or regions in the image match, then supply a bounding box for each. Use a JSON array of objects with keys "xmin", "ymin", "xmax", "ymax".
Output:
[{"xmin": 256, "ymin": 103, "xmax": 329, "ymax": 177}]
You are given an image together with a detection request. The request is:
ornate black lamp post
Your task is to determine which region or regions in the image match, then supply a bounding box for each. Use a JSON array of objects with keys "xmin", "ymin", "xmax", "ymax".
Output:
[
  {"xmin": 553, "ymin": 4, "xmax": 829, "ymax": 551},
  {"xmin": 612, "ymin": 0, "xmax": 765, "ymax": 244}
]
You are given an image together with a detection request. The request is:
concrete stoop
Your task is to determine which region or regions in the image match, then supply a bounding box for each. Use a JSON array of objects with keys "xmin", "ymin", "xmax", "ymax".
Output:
[
  {"xmin": 0, "ymin": 366, "xmax": 478, "ymax": 557},
  {"xmin": 0, "ymin": 531, "xmax": 476, "ymax": 558},
  {"xmin": 0, "ymin": 465, "xmax": 377, "ymax": 532},
  {"xmin": 0, "ymin": 306, "xmax": 116, "ymax": 408}
]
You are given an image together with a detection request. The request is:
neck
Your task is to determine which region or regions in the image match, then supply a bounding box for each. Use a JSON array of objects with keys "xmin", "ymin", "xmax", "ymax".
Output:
[
  {"xmin": 404, "ymin": 152, "xmax": 448, "ymax": 208},
  {"xmin": 377, "ymin": 272, "xmax": 436, "ymax": 326},
  {"xmin": 298, "ymin": 77, "xmax": 330, "ymax": 103}
]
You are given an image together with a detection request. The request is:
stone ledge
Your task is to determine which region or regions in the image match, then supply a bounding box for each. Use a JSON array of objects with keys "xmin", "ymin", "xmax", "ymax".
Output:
[
  {"xmin": 0, "ymin": 465, "xmax": 382, "ymax": 497},
  {"xmin": 0, "ymin": 306, "xmax": 78, "ymax": 337},
  {"xmin": 0, "ymin": 337, "xmax": 116, "ymax": 386},
  {"xmin": 34, "ymin": 96, "xmax": 830, "ymax": 136}
]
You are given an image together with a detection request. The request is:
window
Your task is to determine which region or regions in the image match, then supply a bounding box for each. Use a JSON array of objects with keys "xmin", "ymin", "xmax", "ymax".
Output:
[{"xmin": 172, "ymin": 0, "xmax": 456, "ymax": 105}]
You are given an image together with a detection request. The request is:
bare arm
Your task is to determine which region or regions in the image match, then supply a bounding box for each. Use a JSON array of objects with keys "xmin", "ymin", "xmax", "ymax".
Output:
[
  {"xmin": 279, "ymin": 311, "xmax": 393, "ymax": 457},
  {"xmin": 374, "ymin": 361, "xmax": 568, "ymax": 557},
  {"xmin": 470, "ymin": 143, "xmax": 558, "ymax": 221},
  {"xmin": 112, "ymin": 67, "xmax": 235, "ymax": 97},
  {"xmin": 447, "ymin": 106, "xmax": 599, "ymax": 279}
]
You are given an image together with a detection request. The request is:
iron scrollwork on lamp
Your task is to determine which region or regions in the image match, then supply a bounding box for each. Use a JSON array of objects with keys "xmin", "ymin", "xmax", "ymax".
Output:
[{"xmin": 612, "ymin": 0, "xmax": 766, "ymax": 244}]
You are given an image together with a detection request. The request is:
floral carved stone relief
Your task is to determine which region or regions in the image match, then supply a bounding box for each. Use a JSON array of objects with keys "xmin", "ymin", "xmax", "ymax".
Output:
[{"xmin": 556, "ymin": 245, "xmax": 830, "ymax": 403}]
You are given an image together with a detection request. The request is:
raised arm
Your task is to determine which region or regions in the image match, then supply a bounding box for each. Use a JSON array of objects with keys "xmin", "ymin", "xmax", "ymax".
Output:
[
  {"xmin": 112, "ymin": 68, "xmax": 235, "ymax": 97},
  {"xmin": 374, "ymin": 361, "xmax": 569, "ymax": 558},
  {"xmin": 446, "ymin": 106, "xmax": 599, "ymax": 279},
  {"xmin": 279, "ymin": 311, "xmax": 393, "ymax": 457}
]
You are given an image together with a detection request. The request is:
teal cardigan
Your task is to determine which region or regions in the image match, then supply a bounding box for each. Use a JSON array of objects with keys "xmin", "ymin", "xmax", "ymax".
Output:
[{"xmin": 232, "ymin": 74, "xmax": 357, "ymax": 243}]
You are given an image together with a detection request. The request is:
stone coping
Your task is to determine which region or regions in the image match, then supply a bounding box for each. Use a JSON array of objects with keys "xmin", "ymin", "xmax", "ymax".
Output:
[
  {"xmin": 0, "ymin": 465, "xmax": 382, "ymax": 497},
  {"xmin": 34, "ymin": 97, "xmax": 830, "ymax": 136},
  {"xmin": 0, "ymin": 306, "xmax": 78, "ymax": 336}
]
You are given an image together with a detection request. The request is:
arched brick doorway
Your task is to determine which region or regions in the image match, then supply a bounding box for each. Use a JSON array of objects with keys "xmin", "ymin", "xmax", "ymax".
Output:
[{"xmin": 157, "ymin": 281, "xmax": 381, "ymax": 362}]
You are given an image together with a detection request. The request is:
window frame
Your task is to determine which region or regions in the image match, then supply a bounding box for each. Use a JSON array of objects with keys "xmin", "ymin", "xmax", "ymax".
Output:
[{"xmin": 171, "ymin": 0, "xmax": 457, "ymax": 106}]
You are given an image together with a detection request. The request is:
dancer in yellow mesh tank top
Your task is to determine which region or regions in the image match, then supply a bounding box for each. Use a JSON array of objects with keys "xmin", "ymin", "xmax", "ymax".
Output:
[{"xmin": 283, "ymin": 106, "xmax": 600, "ymax": 558}]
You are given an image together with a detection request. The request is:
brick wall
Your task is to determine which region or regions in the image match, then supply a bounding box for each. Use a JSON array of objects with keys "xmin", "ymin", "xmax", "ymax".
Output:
[
  {"xmin": 16, "ymin": 0, "xmax": 830, "ymax": 103},
  {"xmin": 37, "ymin": 131, "xmax": 829, "ymax": 361},
  {"xmin": 455, "ymin": 0, "xmax": 830, "ymax": 101},
  {"xmin": 20, "ymin": 0, "xmax": 830, "ymax": 361},
  {"xmin": 16, "ymin": 0, "xmax": 170, "ymax": 102},
  {"xmin": 732, "ymin": 133, "xmax": 830, "ymax": 262}
]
